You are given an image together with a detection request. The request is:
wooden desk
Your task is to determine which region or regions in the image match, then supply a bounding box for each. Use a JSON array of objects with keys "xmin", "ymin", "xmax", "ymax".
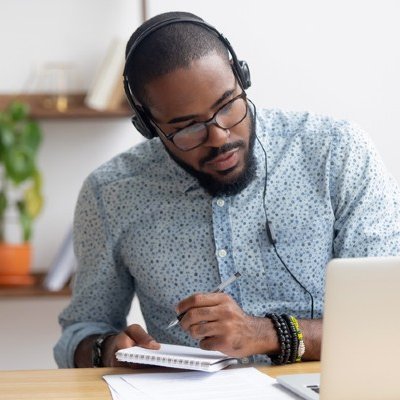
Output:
[{"xmin": 0, "ymin": 362, "xmax": 320, "ymax": 400}]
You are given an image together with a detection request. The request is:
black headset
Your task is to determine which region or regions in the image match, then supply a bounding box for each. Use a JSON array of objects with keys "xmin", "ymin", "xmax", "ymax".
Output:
[{"xmin": 123, "ymin": 14, "xmax": 251, "ymax": 139}]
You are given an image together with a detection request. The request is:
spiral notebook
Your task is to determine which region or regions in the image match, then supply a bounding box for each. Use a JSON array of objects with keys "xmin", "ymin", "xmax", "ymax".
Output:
[{"xmin": 115, "ymin": 343, "xmax": 238, "ymax": 372}]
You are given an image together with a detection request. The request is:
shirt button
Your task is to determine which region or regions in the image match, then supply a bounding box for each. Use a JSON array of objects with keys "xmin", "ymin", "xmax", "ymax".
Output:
[
  {"xmin": 241, "ymin": 357, "xmax": 249, "ymax": 364},
  {"xmin": 218, "ymin": 249, "xmax": 227, "ymax": 258},
  {"xmin": 216, "ymin": 198, "xmax": 225, "ymax": 207}
]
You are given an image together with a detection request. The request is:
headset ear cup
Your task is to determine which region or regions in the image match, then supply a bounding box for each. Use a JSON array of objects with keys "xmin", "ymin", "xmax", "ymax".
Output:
[
  {"xmin": 131, "ymin": 111, "xmax": 157, "ymax": 139},
  {"xmin": 238, "ymin": 60, "xmax": 251, "ymax": 89}
]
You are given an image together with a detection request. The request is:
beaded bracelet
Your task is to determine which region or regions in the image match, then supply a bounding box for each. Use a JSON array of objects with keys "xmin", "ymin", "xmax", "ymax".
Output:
[
  {"xmin": 290, "ymin": 315, "xmax": 306, "ymax": 361},
  {"xmin": 265, "ymin": 313, "xmax": 292, "ymax": 365},
  {"xmin": 282, "ymin": 314, "xmax": 299, "ymax": 363},
  {"xmin": 278, "ymin": 314, "xmax": 293, "ymax": 364},
  {"xmin": 265, "ymin": 313, "xmax": 306, "ymax": 364}
]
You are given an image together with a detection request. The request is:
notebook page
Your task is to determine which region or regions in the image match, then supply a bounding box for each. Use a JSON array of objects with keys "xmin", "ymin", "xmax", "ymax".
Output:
[
  {"xmin": 115, "ymin": 343, "xmax": 237, "ymax": 371},
  {"xmin": 117, "ymin": 343, "xmax": 230, "ymax": 360}
]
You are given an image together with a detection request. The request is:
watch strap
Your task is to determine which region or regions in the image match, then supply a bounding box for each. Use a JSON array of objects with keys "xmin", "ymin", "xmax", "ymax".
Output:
[{"xmin": 92, "ymin": 332, "xmax": 117, "ymax": 367}]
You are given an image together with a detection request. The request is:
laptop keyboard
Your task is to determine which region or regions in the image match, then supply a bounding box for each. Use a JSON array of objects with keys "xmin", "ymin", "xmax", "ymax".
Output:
[{"xmin": 307, "ymin": 385, "xmax": 320, "ymax": 394}]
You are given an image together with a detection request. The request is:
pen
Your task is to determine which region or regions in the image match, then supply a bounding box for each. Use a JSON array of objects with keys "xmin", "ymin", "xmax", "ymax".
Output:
[{"xmin": 166, "ymin": 271, "xmax": 241, "ymax": 329}]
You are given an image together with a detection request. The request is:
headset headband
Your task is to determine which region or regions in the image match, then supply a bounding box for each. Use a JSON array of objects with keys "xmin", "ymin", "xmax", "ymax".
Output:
[
  {"xmin": 123, "ymin": 15, "xmax": 251, "ymax": 139},
  {"xmin": 124, "ymin": 16, "xmax": 241, "ymax": 79}
]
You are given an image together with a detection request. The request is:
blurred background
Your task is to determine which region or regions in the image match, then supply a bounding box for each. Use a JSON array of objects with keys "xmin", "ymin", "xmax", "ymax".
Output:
[{"xmin": 0, "ymin": 0, "xmax": 399, "ymax": 369}]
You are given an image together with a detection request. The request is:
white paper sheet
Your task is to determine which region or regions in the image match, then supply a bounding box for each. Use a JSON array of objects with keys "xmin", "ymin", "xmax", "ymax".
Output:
[
  {"xmin": 104, "ymin": 367, "xmax": 301, "ymax": 400},
  {"xmin": 103, "ymin": 375, "xmax": 150, "ymax": 400}
]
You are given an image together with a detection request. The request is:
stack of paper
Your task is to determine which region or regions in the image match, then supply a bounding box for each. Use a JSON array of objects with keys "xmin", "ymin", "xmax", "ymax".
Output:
[{"xmin": 103, "ymin": 368, "xmax": 300, "ymax": 400}]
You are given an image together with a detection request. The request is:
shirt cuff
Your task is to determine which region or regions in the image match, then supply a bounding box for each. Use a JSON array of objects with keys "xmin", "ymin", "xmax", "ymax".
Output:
[{"xmin": 53, "ymin": 322, "xmax": 118, "ymax": 368}]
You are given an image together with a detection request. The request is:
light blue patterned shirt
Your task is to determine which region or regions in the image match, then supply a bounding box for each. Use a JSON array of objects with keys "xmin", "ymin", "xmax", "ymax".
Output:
[{"xmin": 54, "ymin": 108, "xmax": 400, "ymax": 368}]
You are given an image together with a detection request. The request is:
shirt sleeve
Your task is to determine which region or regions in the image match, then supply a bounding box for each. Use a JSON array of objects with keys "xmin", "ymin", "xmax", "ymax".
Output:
[
  {"xmin": 330, "ymin": 120, "xmax": 400, "ymax": 257},
  {"xmin": 54, "ymin": 175, "xmax": 135, "ymax": 368}
]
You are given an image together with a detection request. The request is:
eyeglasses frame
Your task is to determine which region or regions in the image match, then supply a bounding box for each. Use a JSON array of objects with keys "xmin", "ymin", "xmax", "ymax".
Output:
[{"xmin": 145, "ymin": 91, "xmax": 249, "ymax": 151}]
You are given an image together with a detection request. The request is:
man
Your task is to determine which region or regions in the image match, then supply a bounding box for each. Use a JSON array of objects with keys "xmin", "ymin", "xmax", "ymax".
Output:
[{"xmin": 54, "ymin": 12, "xmax": 400, "ymax": 368}]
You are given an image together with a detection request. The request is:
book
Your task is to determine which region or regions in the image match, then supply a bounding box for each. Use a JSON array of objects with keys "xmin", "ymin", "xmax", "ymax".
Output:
[
  {"xmin": 106, "ymin": 75, "xmax": 126, "ymax": 110},
  {"xmin": 115, "ymin": 343, "xmax": 238, "ymax": 372},
  {"xmin": 84, "ymin": 38, "xmax": 126, "ymax": 111},
  {"xmin": 43, "ymin": 227, "xmax": 77, "ymax": 291}
]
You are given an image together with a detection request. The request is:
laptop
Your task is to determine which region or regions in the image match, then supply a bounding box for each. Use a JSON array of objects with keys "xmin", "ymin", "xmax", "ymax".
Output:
[{"xmin": 277, "ymin": 256, "xmax": 400, "ymax": 400}]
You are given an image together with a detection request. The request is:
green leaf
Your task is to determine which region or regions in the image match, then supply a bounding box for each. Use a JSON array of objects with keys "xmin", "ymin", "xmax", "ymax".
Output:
[
  {"xmin": 24, "ymin": 183, "xmax": 44, "ymax": 218},
  {"xmin": 4, "ymin": 147, "xmax": 35, "ymax": 184},
  {"xmin": 21, "ymin": 121, "xmax": 42, "ymax": 151},
  {"xmin": 33, "ymin": 170, "xmax": 43, "ymax": 191},
  {"xmin": 0, "ymin": 126, "xmax": 15, "ymax": 151},
  {"xmin": 8, "ymin": 101, "xmax": 29, "ymax": 122},
  {"xmin": 18, "ymin": 207, "xmax": 33, "ymax": 242},
  {"xmin": 0, "ymin": 191, "xmax": 7, "ymax": 218}
]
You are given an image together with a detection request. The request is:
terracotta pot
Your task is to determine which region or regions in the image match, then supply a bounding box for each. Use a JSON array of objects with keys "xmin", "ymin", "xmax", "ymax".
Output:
[{"xmin": 0, "ymin": 243, "xmax": 34, "ymax": 285}]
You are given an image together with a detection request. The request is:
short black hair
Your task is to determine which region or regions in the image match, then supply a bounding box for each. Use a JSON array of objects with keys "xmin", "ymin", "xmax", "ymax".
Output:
[{"xmin": 125, "ymin": 11, "xmax": 230, "ymax": 105}]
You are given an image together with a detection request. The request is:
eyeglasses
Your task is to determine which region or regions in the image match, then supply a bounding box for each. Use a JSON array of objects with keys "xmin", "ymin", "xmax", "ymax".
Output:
[{"xmin": 150, "ymin": 92, "xmax": 248, "ymax": 151}]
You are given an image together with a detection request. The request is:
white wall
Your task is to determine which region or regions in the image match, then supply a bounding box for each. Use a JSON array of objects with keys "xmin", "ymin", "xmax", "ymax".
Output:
[
  {"xmin": 1, "ymin": 0, "xmax": 399, "ymax": 270},
  {"xmin": 1, "ymin": 0, "xmax": 143, "ymax": 271}
]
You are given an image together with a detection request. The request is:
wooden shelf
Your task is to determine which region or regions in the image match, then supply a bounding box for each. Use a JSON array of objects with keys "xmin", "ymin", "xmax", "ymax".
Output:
[
  {"xmin": 0, "ymin": 93, "xmax": 131, "ymax": 119},
  {"xmin": 0, "ymin": 273, "xmax": 71, "ymax": 298}
]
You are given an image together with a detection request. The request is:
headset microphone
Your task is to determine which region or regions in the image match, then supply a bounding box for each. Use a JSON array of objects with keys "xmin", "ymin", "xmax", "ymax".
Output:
[{"xmin": 266, "ymin": 220, "xmax": 277, "ymax": 245}]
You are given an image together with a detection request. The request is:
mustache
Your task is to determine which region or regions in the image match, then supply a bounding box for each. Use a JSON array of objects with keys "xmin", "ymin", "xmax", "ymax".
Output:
[{"xmin": 199, "ymin": 140, "xmax": 245, "ymax": 167}]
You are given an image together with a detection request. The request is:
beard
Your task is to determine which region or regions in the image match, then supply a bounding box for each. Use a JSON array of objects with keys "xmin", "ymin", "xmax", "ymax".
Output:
[{"xmin": 165, "ymin": 114, "xmax": 257, "ymax": 197}]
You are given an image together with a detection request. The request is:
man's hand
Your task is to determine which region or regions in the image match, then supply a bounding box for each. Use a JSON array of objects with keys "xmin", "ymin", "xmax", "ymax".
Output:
[
  {"xmin": 74, "ymin": 324, "xmax": 160, "ymax": 368},
  {"xmin": 102, "ymin": 324, "xmax": 160, "ymax": 367},
  {"xmin": 176, "ymin": 293, "xmax": 280, "ymax": 358}
]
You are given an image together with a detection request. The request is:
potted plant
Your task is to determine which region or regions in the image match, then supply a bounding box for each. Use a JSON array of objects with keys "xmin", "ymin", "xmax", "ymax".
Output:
[{"xmin": 0, "ymin": 101, "xmax": 44, "ymax": 285}]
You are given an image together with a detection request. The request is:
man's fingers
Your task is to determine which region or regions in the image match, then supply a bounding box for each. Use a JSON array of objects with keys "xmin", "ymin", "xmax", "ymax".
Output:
[
  {"xmin": 113, "ymin": 332, "xmax": 135, "ymax": 350},
  {"xmin": 124, "ymin": 324, "xmax": 160, "ymax": 349},
  {"xmin": 101, "ymin": 324, "xmax": 161, "ymax": 367},
  {"xmin": 177, "ymin": 292, "xmax": 230, "ymax": 315},
  {"xmin": 106, "ymin": 325, "xmax": 160, "ymax": 367},
  {"xmin": 180, "ymin": 296, "xmax": 240, "ymax": 331},
  {"xmin": 187, "ymin": 321, "xmax": 220, "ymax": 340},
  {"xmin": 180, "ymin": 306, "xmax": 217, "ymax": 330},
  {"xmin": 199, "ymin": 336, "xmax": 226, "ymax": 352}
]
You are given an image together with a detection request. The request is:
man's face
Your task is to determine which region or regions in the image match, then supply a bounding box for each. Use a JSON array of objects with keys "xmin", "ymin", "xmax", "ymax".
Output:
[{"xmin": 144, "ymin": 52, "xmax": 255, "ymax": 195}]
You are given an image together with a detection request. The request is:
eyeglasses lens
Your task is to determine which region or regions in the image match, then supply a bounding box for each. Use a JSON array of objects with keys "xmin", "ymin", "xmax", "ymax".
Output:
[{"xmin": 173, "ymin": 97, "xmax": 247, "ymax": 151}]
